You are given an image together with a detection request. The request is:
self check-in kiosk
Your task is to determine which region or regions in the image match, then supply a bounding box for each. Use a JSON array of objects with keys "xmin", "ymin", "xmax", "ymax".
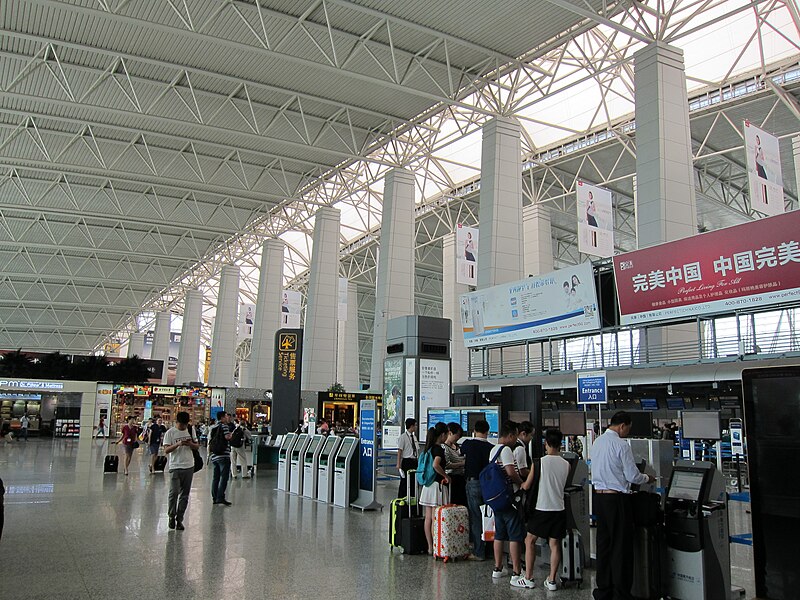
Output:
[
  {"xmin": 302, "ymin": 434, "xmax": 325, "ymax": 499},
  {"xmin": 277, "ymin": 433, "xmax": 298, "ymax": 492},
  {"xmin": 563, "ymin": 452, "xmax": 591, "ymax": 565},
  {"xmin": 665, "ymin": 460, "xmax": 730, "ymax": 600},
  {"xmin": 317, "ymin": 435, "xmax": 343, "ymax": 504},
  {"xmin": 289, "ymin": 433, "xmax": 311, "ymax": 495},
  {"xmin": 333, "ymin": 436, "xmax": 359, "ymax": 508}
]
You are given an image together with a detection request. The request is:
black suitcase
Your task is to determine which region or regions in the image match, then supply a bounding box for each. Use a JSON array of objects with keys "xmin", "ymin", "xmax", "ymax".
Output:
[
  {"xmin": 399, "ymin": 514, "xmax": 427, "ymax": 555},
  {"xmin": 103, "ymin": 455, "xmax": 118, "ymax": 473},
  {"xmin": 390, "ymin": 470, "xmax": 427, "ymax": 555},
  {"xmin": 632, "ymin": 524, "xmax": 668, "ymax": 599},
  {"xmin": 560, "ymin": 529, "xmax": 583, "ymax": 585},
  {"xmin": 154, "ymin": 455, "xmax": 167, "ymax": 472}
]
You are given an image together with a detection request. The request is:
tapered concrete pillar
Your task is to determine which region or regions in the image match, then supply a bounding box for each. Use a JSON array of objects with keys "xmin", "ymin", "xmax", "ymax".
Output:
[
  {"xmin": 238, "ymin": 361, "xmax": 250, "ymax": 387},
  {"xmin": 337, "ymin": 281, "xmax": 360, "ymax": 391},
  {"xmin": 248, "ymin": 239, "xmax": 285, "ymax": 389},
  {"xmin": 477, "ymin": 117, "xmax": 525, "ymax": 289},
  {"xmin": 208, "ymin": 265, "xmax": 240, "ymax": 388},
  {"xmin": 634, "ymin": 42, "xmax": 698, "ymax": 359},
  {"xmin": 523, "ymin": 204, "xmax": 554, "ymax": 277},
  {"xmin": 175, "ymin": 289, "xmax": 203, "ymax": 385},
  {"xmin": 151, "ymin": 310, "xmax": 171, "ymax": 384},
  {"xmin": 370, "ymin": 169, "xmax": 416, "ymax": 391},
  {"xmin": 302, "ymin": 208, "xmax": 341, "ymax": 392},
  {"xmin": 443, "ymin": 234, "xmax": 470, "ymax": 385},
  {"xmin": 634, "ymin": 42, "xmax": 697, "ymax": 246},
  {"xmin": 127, "ymin": 332, "xmax": 145, "ymax": 358}
]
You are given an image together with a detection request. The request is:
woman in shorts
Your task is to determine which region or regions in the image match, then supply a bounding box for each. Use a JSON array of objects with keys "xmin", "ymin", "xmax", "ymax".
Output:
[
  {"xmin": 116, "ymin": 415, "xmax": 140, "ymax": 476},
  {"xmin": 418, "ymin": 422, "xmax": 449, "ymax": 555},
  {"xmin": 521, "ymin": 429, "xmax": 570, "ymax": 590}
]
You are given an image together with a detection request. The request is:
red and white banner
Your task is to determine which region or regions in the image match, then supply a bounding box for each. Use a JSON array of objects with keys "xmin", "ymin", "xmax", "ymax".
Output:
[{"xmin": 614, "ymin": 211, "xmax": 800, "ymax": 326}]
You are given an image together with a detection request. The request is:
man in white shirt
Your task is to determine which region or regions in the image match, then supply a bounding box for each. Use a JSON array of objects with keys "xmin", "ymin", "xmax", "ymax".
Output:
[
  {"xmin": 396, "ymin": 418, "xmax": 419, "ymax": 498},
  {"xmin": 520, "ymin": 428, "xmax": 571, "ymax": 590},
  {"xmin": 514, "ymin": 420, "xmax": 534, "ymax": 479},
  {"xmin": 162, "ymin": 411, "xmax": 199, "ymax": 531},
  {"xmin": 19, "ymin": 415, "xmax": 30, "ymax": 441},
  {"xmin": 591, "ymin": 412, "xmax": 654, "ymax": 600}
]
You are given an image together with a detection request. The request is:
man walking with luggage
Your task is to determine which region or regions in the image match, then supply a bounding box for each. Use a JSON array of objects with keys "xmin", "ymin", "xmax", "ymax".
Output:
[
  {"xmin": 396, "ymin": 418, "xmax": 419, "ymax": 498},
  {"xmin": 591, "ymin": 412, "xmax": 654, "ymax": 600},
  {"xmin": 208, "ymin": 412, "xmax": 234, "ymax": 506},
  {"xmin": 460, "ymin": 419, "xmax": 494, "ymax": 560},
  {"xmin": 162, "ymin": 411, "xmax": 199, "ymax": 530}
]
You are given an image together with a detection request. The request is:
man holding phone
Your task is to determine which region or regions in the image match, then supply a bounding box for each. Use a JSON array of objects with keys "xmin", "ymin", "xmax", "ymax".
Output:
[{"xmin": 162, "ymin": 411, "xmax": 200, "ymax": 530}]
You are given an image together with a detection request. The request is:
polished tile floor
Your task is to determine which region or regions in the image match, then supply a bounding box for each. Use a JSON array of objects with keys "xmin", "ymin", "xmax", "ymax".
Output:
[{"xmin": 0, "ymin": 439, "xmax": 754, "ymax": 599}]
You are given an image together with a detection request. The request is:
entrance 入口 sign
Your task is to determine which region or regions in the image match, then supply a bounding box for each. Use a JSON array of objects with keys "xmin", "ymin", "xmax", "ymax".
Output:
[
  {"xmin": 577, "ymin": 371, "xmax": 607, "ymax": 405},
  {"xmin": 351, "ymin": 399, "xmax": 382, "ymax": 511}
]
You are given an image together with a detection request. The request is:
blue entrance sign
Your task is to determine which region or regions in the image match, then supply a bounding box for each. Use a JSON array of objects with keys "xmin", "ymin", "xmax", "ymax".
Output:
[
  {"xmin": 351, "ymin": 399, "xmax": 382, "ymax": 511},
  {"xmin": 577, "ymin": 371, "xmax": 607, "ymax": 405}
]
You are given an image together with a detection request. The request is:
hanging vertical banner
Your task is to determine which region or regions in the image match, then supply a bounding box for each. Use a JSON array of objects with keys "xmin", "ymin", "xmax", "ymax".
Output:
[
  {"xmin": 203, "ymin": 347, "xmax": 212, "ymax": 384},
  {"xmin": 238, "ymin": 303, "xmax": 255, "ymax": 341},
  {"xmin": 272, "ymin": 329, "xmax": 303, "ymax": 435},
  {"xmin": 280, "ymin": 289, "xmax": 301, "ymax": 328},
  {"xmin": 456, "ymin": 224, "xmax": 479, "ymax": 286},
  {"xmin": 577, "ymin": 181, "xmax": 614, "ymax": 257},
  {"xmin": 744, "ymin": 121, "xmax": 784, "ymax": 216},
  {"xmin": 338, "ymin": 277, "xmax": 349, "ymax": 321}
]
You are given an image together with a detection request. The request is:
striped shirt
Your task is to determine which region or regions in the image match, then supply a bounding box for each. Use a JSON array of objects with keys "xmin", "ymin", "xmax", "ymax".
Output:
[{"xmin": 208, "ymin": 422, "xmax": 233, "ymax": 462}]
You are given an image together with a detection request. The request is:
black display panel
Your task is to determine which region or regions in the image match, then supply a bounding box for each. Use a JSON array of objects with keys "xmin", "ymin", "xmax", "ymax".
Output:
[
  {"xmin": 559, "ymin": 411, "xmax": 587, "ymax": 436},
  {"xmin": 627, "ymin": 411, "xmax": 652, "ymax": 438},
  {"xmin": 743, "ymin": 367, "xmax": 800, "ymax": 600}
]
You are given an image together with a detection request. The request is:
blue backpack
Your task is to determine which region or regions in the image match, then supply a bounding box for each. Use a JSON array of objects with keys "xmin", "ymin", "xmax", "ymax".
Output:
[
  {"xmin": 479, "ymin": 444, "xmax": 514, "ymax": 512},
  {"xmin": 416, "ymin": 450, "xmax": 436, "ymax": 487}
]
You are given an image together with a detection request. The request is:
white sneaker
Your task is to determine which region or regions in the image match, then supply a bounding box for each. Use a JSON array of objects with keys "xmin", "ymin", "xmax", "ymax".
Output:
[
  {"xmin": 511, "ymin": 576, "xmax": 535, "ymax": 589},
  {"xmin": 544, "ymin": 579, "xmax": 558, "ymax": 591},
  {"xmin": 492, "ymin": 567, "xmax": 507, "ymax": 579}
]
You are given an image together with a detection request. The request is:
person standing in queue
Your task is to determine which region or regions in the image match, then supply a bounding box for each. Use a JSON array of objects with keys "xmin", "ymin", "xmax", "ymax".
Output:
[
  {"xmin": 591, "ymin": 412, "xmax": 655, "ymax": 600},
  {"xmin": 460, "ymin": 419, "xmax": 494, "ymax": 560},
  {"xmin": 418, "ymin": 422, "xmax": 449, "ymax": 555},
  {"xmin": 162, "ymin": 411, "xmax": 199, "ymax": 530},
  {"xmin": 208, "ymin": 412, "xmax": 234, "ymax": 506},
  {"xmin": 395, "ymin": 418, "xmax": 419, "ymax": 498}
]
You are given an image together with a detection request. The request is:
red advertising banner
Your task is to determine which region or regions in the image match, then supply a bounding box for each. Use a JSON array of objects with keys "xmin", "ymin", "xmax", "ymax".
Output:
[{"xmin": 614, "ymin": 211, "xmax": 800, "ymax": 325}]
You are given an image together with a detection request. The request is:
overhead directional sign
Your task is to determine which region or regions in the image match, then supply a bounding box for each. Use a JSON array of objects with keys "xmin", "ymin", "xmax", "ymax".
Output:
[{"xmin": 577, "ymin": 370, "xmax": 607, "ymax": 405}]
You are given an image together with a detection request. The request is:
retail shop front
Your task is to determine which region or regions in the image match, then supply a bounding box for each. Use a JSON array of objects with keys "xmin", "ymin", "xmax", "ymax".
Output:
[
  {"xmin": 0, "ymin": 378, "xmax": 97, "ymax": 438},
  {"xmin": 316, "ymin": 391, "xmax": 382, "ymax": 433},
  {"xmin": 226, "ymin": 388, "xmax": 272, "ymax": 427}
]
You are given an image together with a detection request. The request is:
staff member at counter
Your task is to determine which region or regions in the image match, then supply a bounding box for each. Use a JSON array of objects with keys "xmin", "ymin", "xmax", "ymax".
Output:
[{"xmin": 396, "ymin": 418, "xmax": 419, "ymax": 498}]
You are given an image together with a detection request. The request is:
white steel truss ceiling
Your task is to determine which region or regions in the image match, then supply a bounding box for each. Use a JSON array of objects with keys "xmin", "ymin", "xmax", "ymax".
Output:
[{"xmin": 0, "ymin": 0, "xmax": 798, "ymax": 366}]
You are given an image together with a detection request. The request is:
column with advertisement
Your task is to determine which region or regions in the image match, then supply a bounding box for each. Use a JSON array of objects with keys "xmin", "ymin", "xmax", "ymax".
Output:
[
  {"xmin": 382, "ymin": 357, "xmax": 403, "ymax": 450},
  {"xmin": 419, "ymin": 360, "xmax": 451, "ymax": 435},
  {"xmin": 272, "ymin": 329, "xmax": 303, "ymax": 435},
  {"xmin": 94, "ymin": 383, "xmax": 113, "ymax": 438}
]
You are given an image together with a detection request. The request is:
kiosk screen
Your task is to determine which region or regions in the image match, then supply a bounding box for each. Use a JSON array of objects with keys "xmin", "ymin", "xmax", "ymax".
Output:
[
  {"xmin": 668, "ymin": 470, "xmax": 705, "ymax": 500},
  {"xmin": 305, "ymin": 437, "xmax": 321, "ymax": 462},
  {"xmin": 628, "ymin": 411, "xmax": 652, "ymax": 438},
  {"xmin": 559, "ymin": 412, "xmax": 587, "ymax": 436},
  {"xmin": 464, "ymin": 410, "xmax": 499, "ymax": 437},
  {"xmin": 681, "ymin": 410, "xmax": 721, "ymax": 440},
  {"xmin": 428, "ymin": 409, "xmax": 461, "ymax": 428},
  {"xmin": 320, "ymin": 436, "xmax": 337, "ymax": 465},
  {"xmin": 335, "ymin": 439, "xmax": 354, "ymax": 467}
]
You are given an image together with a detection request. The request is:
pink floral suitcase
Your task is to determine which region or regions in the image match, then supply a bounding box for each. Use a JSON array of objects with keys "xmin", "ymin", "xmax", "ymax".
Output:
[{"xmin": 433, "ymin": 504, "xmax": 471, "ymax": 561}]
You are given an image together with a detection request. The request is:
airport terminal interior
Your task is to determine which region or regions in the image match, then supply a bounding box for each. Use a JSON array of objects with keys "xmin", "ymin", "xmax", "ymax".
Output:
[{"xmin": 1, "ymin": 0, "xmax": 800, "ymax": 599}]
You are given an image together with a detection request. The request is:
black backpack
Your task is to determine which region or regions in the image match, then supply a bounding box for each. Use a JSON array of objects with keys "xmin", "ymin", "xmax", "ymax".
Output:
[
  {"xmin": 229, "ymin": 427, "xmax": 244, "ymax": 448},
  {"xmin": 209, "ymin": 425, "xmax": 229, "ymax": 455}
]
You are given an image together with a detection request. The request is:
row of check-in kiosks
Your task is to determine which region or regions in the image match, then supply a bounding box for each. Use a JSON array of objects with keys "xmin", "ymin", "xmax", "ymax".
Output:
[{"xmin": 276, "ymin": 432, "xmax": 359, "ymax": 507}]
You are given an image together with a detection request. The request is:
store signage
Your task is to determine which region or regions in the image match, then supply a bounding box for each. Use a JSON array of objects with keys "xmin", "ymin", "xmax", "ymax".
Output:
[
  {"xmin": 152, "ymin": 386, "xmax": 175, "ymax": 395},
  {"xmin": 577, "ymin": 371, "xmax": 607, "ymax": 405},
  {"xmin": 271, "ymin": 328, "xmax": 303, "ymax": 435},
  {"xmin": 0, "ymin": 380, "xmax": 64, "ymax": 390},
  {"xmin": 0, "ymin": 393, "xmax": 42, "ymax": 400},
  {"xmin": 351, "ymin": 399, "xmax": 382, "ymax": 511},
  {"xmin": 614, "ymin": 210, "xmax": 800, "ymax": 326},
  {"xmin": 460, "ymin": 262, "xmax": 600, "ymax": 347}
]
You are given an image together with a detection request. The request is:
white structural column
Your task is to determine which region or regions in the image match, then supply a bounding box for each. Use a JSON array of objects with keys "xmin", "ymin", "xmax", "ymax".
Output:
[
  {"xmin": 238, "ymin": 361, "xmax": 250, "ymax": 387},
  {"xmin": 208, "ymin": 265, "xmax": 240, "ymax": 388},
  {"xmin": 127, "ymin": 332, "xmax": 145, "ymax": 358},
  {"xmin": 337, "ymin": 281, "xmax": 360, "ymax": 391},
  {"xmin": 370, "ymin": 169, "xmax": 416, "ymax": 391},
  {"xmin": 302, "ymin": 207, "xmax": 341, "ymax": 392},
  {"xmin": 634, "ymin": 42, "xmax": 697, "ymax": 246},
  {"xmin": 523, "ymin": 204, "xmax": 554, "ymax": 277},
  {"xmin": 151, "ymin": 310, "xmax": 171, "ymax": 384},
  {"xmin": 175, "ymin": 289, "xmax": 203, "ymax": 385},
  {"xmin": 248, "ymin": 239, "xmax": 285, "ymax": 389},
  {"xmin": 442, "ymin": 234, "xmax": 470, "ymax": 385},
  {"xmin": 634, "ymin": 42, "xmax": 698, "ymax": 360},
  {"xmin": 477, "ymin": 117, "xmax": 525, "ymax": 289}
]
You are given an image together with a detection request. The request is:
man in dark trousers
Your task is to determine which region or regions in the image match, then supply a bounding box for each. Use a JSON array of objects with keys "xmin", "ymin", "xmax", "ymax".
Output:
[
  {"xmin": 460, "ymin": 419, "xmax": 494, "ymax": 560},
  {"xmin": 395, "ymin": 418, "xmax": 419, "ymax": 498},
  {"xmin": 591, "ymin": 412, "xmax": 654, "ymax": 600}
]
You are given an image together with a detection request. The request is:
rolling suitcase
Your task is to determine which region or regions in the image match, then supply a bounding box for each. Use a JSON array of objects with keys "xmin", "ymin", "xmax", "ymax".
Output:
[
  {"xmin": 390, "ymin": 471, "xmax": 427, "ymax": 554},
  {"xmin": 103, "ymin": 455, "xmax": 118, "ymax": 473},
  {"xmin": 560, "ymin": 529, "xmax": 583, "ymax": 585},
  {"xmin": 433, "ymin": 503, "xmax": 471, "ymax": 562},
  {"xmin": 154, "ymin": 455, "xmax": 167, "ymax": 472},
  {"xmin": 631, "ymin": 524, "xmax": 667, "ymax": 599}
]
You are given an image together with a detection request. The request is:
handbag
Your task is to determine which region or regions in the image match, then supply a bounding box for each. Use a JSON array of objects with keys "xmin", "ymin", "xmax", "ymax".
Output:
[
  {"xmin": 132, "ymin": 441, "xmax": 140, "ymax": 449},
  {"xmin": 480, "ymin": 504, "xmax": 496, "ymax": 542},
  {"xmin": 189, "ymin": 426, "xmax": 203, "ymax": 473}
]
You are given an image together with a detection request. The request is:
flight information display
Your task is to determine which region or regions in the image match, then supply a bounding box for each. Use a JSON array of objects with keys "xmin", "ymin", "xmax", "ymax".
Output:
[{"xmin": 427, "ymin": 407, "xmax": 500, "ymax": 439}]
